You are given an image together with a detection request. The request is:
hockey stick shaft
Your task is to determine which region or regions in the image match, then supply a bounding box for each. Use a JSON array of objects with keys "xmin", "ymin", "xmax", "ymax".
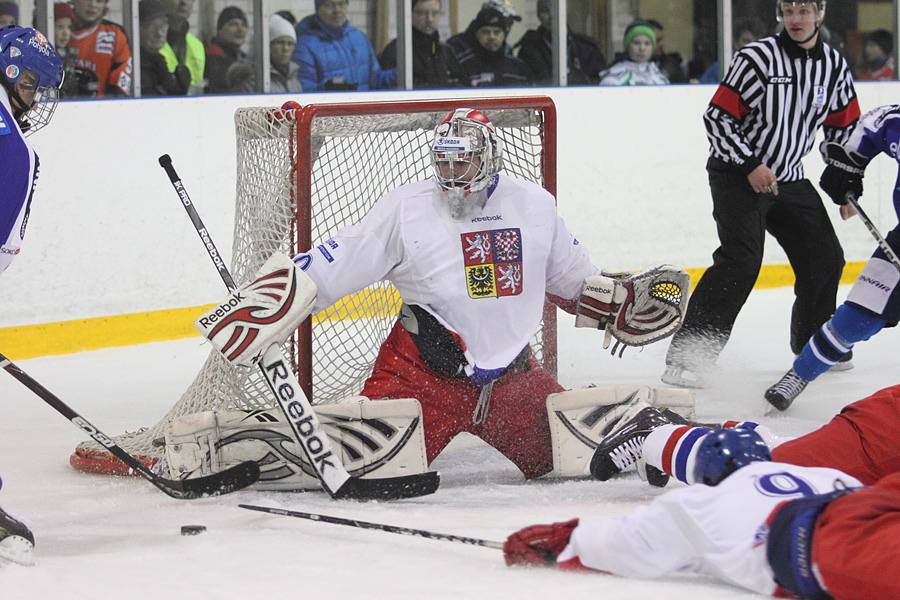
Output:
[
  {"xmin": 846, "ymin": 193, "xmax": 900, "ymax": 271},
  {"xmin": 239, "ymin": 504, "xmax": 503, "ymax": 549},
  {"xmin": 158, "ymin": 154, "xmax": 237, "ymax": 291},
  {"xmin": 0, "ymin": 352, "xmax": 259, "ymax": 499},
  {"xmin": 160, "ymin": 154, "xmax": 439, "ymax": 500}
]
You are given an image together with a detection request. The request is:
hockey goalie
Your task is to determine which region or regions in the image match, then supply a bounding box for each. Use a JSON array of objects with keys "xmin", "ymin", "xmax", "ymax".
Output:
[{"xmin": 170, "ymin": 108, "xmax": 693, "ymax": 490}]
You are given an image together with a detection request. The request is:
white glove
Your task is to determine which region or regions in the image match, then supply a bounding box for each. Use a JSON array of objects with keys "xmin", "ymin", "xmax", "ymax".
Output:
[
  {"xmin": 195, "ymin": 252, "xmax": 317, "ymax": 366},
  {"xmin": 576, "ymin": 265, "xmax": 691, "ymax": 354}
]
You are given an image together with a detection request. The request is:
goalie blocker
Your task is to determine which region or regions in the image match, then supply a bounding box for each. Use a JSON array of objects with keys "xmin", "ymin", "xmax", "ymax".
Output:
[{"xmin": 161, "ymin": 385, "xmax": 694, "ymax": 489}]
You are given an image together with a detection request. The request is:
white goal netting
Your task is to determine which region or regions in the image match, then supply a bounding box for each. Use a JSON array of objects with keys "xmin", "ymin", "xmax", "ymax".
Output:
[{"xmin": 71, "ymin": 98, "xmax": 557, "ymax": 473}]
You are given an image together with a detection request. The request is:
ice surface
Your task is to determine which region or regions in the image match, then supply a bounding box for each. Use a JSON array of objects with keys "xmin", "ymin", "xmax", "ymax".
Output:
[{"xmin": 1, "ymin": 286, "xmax": 895, "ymax": 599}]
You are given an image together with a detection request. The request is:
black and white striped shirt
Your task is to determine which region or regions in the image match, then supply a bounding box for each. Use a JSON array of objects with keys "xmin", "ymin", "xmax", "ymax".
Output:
[{"xmin": 704, "ymin": 30, "xmax": 860, "ymax": 182}]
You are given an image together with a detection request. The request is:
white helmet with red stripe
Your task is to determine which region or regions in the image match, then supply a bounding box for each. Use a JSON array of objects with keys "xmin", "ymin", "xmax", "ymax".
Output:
[{"xmin": 431, "ymin": 108, "xmax": 503, "ymax": 210}]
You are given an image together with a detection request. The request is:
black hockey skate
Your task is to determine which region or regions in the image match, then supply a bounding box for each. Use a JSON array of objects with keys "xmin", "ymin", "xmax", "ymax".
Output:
[
  {"xmin": 0, "ymin": 505, "xmax": 34, "ymax": 566},
  {"xmin": 764, "ymin": 369, "xmax": 809, "ymax": 412},
  {"xmin": 589, "ymin": 407, "xmax": 671, "ymax": 487}
]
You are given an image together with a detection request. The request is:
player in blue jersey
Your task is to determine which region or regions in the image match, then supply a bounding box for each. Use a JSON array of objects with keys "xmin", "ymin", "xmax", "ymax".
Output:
[
  {"xmin": 765, "ymin": 104, "xmax": 900, "ymax": 410},
  {"xmin": 0, "ymin": 24, "xmax": 64, "ymax": 566}
]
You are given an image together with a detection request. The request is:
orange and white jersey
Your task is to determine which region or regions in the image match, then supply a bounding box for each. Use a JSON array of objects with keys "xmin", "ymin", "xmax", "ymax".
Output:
[{"xmin": 68, "ymin": 21, "xmax": 132, "ymax": 98}]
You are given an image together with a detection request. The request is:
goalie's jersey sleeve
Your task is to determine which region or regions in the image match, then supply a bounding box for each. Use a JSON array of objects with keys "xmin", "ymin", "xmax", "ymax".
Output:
[
  {"xmin": 843, "ymin": 104, "xmax": 900, "ymax": 221},
  {"xmin": 556, "ymin": 461, "xmax": 863, "ymax": 596},
  {"xmin": 295, "ymin": 176, "xmax": 599, "ymax": 373},
  {"xmin": 704, "ymin": 30, "xmax": 859, "ymax": 182},
  {"xmin": 0, "ymin": 90, "xmax": 38, "ymax": 277}
]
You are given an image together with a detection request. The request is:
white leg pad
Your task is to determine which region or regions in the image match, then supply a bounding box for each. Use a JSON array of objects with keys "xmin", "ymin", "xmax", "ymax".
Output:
[
  {"xmin": 162, "ymin": 397, "xmax": 428, "ymax": 491},
  {"xmin": 545, "ymin": 385, "xmax": 695, "ymax": 478}
]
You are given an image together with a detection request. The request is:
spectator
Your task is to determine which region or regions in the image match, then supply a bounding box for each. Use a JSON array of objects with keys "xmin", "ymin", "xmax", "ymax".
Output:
[
  {"xmin": 700, "ymin": 17, "xmax": 766, "ymax": 84},
  {"xmin": 599, "ymin": 20, "xmax": 668, "ymax": 86},
  {"xmin": 454, "ymin": 6, "xmax": 532, "ymax": 88},
  {"xmin": 645, "ymin": 18, "xmax": 686, "ymax": 83},
  {"xmin": 160, "ymin": 0, "xmax": 205, "ymax": 95},
  {"xmin": 292, "ymin": 0, "xmax": 396, "ymax": 91},
  {"xmin": 448, "ymin": 0, "xmax": 519, "ymax": 58},
  {"xmin": 858, "ymin": 29, "xmax": 894, "ymax": 81},
  {"xmin": 138, "ymin": 0, "xmax": 188, "ymax": 97},
  {"xmin": 0, "ymin": 1, "xmax": 17, "ymax": 27},
  {"xmin": 68, "ymin": 0, "xmax": 132, "ymax": 97},
  {"xmin": 45, "ymin": 2, "xmax": 79, "ymax": 98},
  {"xmin": 515, "ymin": 0, "xmax": 606, "ymax": 86},
  {"xmin": 237, "ymin": 13, "xmax": 301, "ymax": 94},
  {"xmin": 205, "ymin": 6, "xmax": 250, "ymax": 94},
  {"xmin": 378, "ymin": 0, "xmax": 462, "ymax": 89}
]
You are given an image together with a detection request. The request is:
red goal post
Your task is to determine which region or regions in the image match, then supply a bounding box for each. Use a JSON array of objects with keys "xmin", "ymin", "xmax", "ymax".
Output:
[{"xmin": 70, "ymin": 96, "xmax": 559, "ymax": 476}]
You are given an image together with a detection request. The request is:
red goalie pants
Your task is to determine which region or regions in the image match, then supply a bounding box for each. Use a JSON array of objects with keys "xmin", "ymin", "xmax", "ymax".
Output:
[
  {"xmin": 812, "ymin": 472, "xmax": 900, "ymax": 599},
  {"xmin": 772, "ymin": 384, "xmax": 900, "ymax": 485},
  {"xmin": 361, "ymin": 322, "xmax": 564, "ymax": 479}
]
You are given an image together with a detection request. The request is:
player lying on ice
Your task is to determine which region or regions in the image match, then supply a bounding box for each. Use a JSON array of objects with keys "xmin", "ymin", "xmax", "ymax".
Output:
[
  {"xmin": 506, "ymin": 387, "xmax": 900, "ymax": 600},
  {"xmin": 180, "ymin": 108, "xmax": 692, "ymax": 489},
  {"xmin": 765, "ymin": 104, "xmax": 900, "ymax": 411}
]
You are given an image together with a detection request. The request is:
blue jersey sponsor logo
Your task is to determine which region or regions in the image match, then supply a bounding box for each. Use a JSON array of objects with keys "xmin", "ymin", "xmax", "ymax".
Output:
[
  {"xmin": 293, "ymin": 253, "xmax": 312, "ymax": 271},
  {"xmin": 0, "ymin": 110, "xmax": 10, "ymax": 136}
]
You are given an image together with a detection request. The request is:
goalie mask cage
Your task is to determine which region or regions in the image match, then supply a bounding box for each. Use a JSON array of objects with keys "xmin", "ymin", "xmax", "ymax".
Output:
[{"xmin": 70, "ymin": 96, "xmax": 559, "ymax": 475}]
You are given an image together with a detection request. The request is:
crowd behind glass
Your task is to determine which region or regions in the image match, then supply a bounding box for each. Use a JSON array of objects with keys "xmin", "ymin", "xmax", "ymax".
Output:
[{"xmin": 4, "ymin": 0, "xmax": 897, "ymax": 99}]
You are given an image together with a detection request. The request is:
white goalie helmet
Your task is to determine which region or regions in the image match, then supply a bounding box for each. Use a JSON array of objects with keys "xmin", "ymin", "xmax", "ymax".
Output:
[
  {"xmin": 776, "ymin": 0, "xmax": 826, "ymax": 24},
  {"xmin": 431, "ymin": 108, "xmax": 503, "ymax": 215}
]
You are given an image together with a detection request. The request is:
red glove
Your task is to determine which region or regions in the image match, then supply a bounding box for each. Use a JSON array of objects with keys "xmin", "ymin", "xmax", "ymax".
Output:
[{"xmin": 503, "ymin": 518, "xmax": 579, "ymax": 567}]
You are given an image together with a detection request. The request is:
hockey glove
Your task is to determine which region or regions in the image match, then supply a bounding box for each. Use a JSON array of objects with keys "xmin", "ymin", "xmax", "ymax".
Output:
[
  {"xmin": 576, "ymin": 265, "xmax": 691, "ymax": 354},
  {"xmin": 820, "ymin": 142, "xmax": 868, "ymax": 206},
  {"xmin": 503, "ymin": 519, "xmax": 579, "ymax": 567},
  {"xmin": 195, "ymin": 252, "xmax": 318, "ymax": 367}
]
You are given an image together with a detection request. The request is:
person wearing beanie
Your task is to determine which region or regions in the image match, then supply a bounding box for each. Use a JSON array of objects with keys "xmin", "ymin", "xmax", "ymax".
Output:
[
  {"xmin": 243, "ymin": 14, "xmax": 302, "ymax": 93},
  {"xmin": 0, "ymin": 1, "xmax": 17, "ymax": 27},
  {"xmin": 599, "ymin": 19, "xmax": 668, "ymax": 85},
  {"xmin": 859, "ymin": 29, "xmax": 894, "ymax": 80},
  {"xmin": 292, "ymin": 0, "xmax": 396, "ymax": 91},
  {"xmin": 453, "ymin": 6, "xmax": 532, "ymax": 88},
  {"xmin": 41, "ymin": 2, "xmax": 79, "ymax": 98},
  {"xmin": 205, "ymin": 6, "xmax": 250, "ymax": 94},
  {"xmin": 515, "ymin": 0, "xmax": 606, "ymax": 86},
  {"xmin": 139, "ymin": 0, "xmax": 189, "ymax": 96},
  {"xmin": 68, "ymin": 0, "xmax": 132, "ymax": 97},
  {"xmin": 378, "ymin": 0, "xmax": 462, "ymax": 89},
  {"xmin": 159, "ymin": 0, "xmax": 206, "ymax": 95}
]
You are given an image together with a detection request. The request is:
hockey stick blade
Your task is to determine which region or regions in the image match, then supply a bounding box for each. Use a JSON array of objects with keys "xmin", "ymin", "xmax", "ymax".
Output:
[
  {"xmin": 238, "ymin": 504, "xmax": 503, "ymax": 549},
  {"xmin": 331, "ymin": 471, "xmax": 442, "ymax": 501},
  {"xmin": 0, "ymin": 352, "xmax": 260, "ymax": 499},
  {"xmin": 162, "ymin": 154, "xmax": 441, "ymax": 501}
]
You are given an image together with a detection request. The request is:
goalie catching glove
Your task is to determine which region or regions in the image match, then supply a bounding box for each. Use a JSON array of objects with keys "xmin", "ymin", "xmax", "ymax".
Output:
[
  {"xmin": 195, "ymin": 252, "xmax": 317, "ymax": 367},
  {"xmin": 575, "ymin": 265, "xmax": 690, "ymax": 354},
  {"xmin": 820, "ymin": 141, "xmax": 868, "ymax": 206}
]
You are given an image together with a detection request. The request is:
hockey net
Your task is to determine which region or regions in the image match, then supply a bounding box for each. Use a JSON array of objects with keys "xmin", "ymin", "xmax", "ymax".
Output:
[{"xmin": 70, "ymin": 96, "xmax": 559, "ymax": 475}]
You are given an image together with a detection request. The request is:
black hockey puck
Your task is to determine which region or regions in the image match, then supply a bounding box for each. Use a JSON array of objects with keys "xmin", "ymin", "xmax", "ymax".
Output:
[{"xmin": 181, "ymin": 525, "xmax": 207, "ymax": 536}]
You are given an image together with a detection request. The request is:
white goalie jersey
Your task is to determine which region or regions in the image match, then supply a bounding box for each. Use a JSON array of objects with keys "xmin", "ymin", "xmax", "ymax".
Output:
[{"xmin": 293, "ymin": 175, "xmax": 600, "ymax": 375}]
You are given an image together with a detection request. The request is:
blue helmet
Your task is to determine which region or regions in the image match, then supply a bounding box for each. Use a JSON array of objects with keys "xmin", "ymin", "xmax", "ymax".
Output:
[
  {"xmin": 0, "ymin": 25, "xmax": 64, "ymax": 135},
  {"xmin": 693, "ymin": 428, "xmax": 773, "ymax": 486}
]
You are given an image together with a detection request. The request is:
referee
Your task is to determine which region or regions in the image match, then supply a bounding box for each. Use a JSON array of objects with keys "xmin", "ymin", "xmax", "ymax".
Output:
[{"xmin": 663, "ymin": 1, "xmax": 860, "ymax": 388}]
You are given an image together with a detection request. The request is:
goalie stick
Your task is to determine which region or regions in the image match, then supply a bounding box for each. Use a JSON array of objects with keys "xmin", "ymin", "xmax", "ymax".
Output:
[
  {"xmin": 846, "ymin": 193, "xmax": 900, "ymax": 272},
  {"xmin": 239, "ymin": 504, "xmax": 503, "ymax": 549},
  {"xmin": 159, "ymin": 154, "xmax": 440, "ymax": 501},
  {"xmin": 0, "ymin": 352, "xmax": 260, "ymax": 499}
]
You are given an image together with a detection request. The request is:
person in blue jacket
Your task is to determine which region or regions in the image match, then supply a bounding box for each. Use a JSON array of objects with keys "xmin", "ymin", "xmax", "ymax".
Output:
[{"xmin": 292, "ymin": 0, "xmax": 396, "ymax": 91}]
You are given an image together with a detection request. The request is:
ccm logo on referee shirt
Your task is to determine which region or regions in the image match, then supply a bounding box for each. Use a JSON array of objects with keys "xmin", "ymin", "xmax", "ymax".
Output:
[{"xmin": 769, "ymin": 76, "xmax": 792, "ymax": 84}]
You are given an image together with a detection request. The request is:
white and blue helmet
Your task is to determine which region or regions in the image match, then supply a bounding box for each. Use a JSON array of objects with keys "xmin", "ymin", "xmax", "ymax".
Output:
[{"xmin": 0, "ymin": 25, "xmax": 64, "ymax": 135}]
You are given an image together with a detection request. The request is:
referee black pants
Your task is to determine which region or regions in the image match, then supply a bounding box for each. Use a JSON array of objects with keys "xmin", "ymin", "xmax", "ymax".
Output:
[{"xmin": 666, "ymin": 157, "xmax": 845, "ymax": 369}]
